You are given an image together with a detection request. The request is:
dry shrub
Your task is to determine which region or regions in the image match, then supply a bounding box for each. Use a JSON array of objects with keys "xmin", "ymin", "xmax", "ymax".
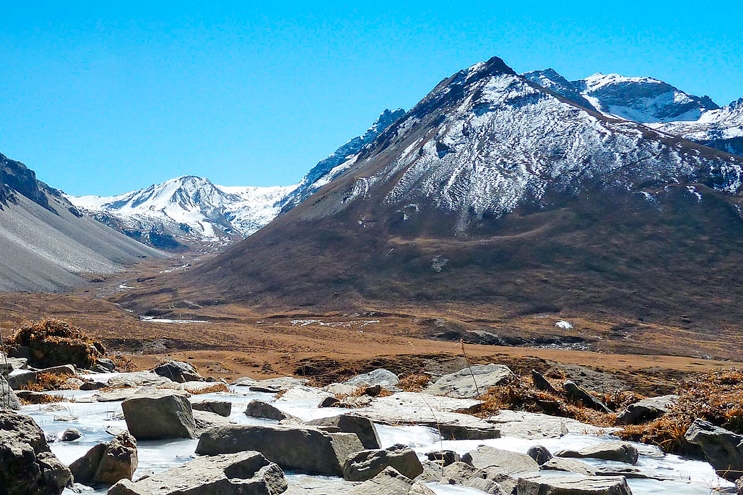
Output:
[
  {"xmin": 617, "ymin": 369, "xmax": 743, "ymax": 455},
  {"xmin": 11, "ymin": 319, "xmax": 105, "ymax": 369},
  {"xmin": 19, "ymin": 393, "xmax": 64, "ymax": 405},
  {"xmin": 21, "ymin": 372, "xmax": 76, "ymax": 392},
  {"xmin": 185, "ymin": 383, "xmax": 229, "ymax": 394},
  {"xmin": 398, "ymin": 373, "xmax": 431, "ymax": 392},
  {"xmin": 109, "ymin": 353, "xmax": 138, "ymax": 372}
]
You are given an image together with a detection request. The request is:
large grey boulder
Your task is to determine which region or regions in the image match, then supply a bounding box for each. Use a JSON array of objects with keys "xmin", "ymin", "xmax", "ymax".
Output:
[
  {"xmin": 526, "ymin": 445, "xmax": 552, "ymax": 465},
  {"xmin": 556, "ymin": 442, "xmax": 639, "ymax": 465},
  {"xmin": 7, "ymin": 369, "xmax": 37, "ymax": 390},
  {"xmin": 306, "ymin": 414, "xmax": 381, "ymax": 449},
  {"xmin": 345, "ymin": 369, "xmax": 400, "ymax": 389},
  {"xmin": 249, "ymin": 377, "xmax": 307, "ymax": 393},
  {"xmin": 426, "ymin": 364, "xmax": 514, "ymax": 399},
  {"xmin": 70, "ymin": 431, "xmax": 138, "ymax": 485},
  {"xmin": 192, "ymin": 399, "xmax": 232, "ymax": 417},
  {"xmin": 462, "ymin": 445, "xmax": 539, "ymax": 474},
  {"xmin": 196, "ymin": 424, "xmax": 364, "ymax": 476},
  {"xmin": 245, "ymin": 400, "xmax": 297, "ymax": 421},
  {"xmin": 615, "ymin": 395, "xmax": 678, "ymax": 425},
  {"xmin": 108, "ymin": 451, "xmax": 287, "ymax": 495},
  {"xmin": 0, "ymin": 409, "xmax": 72, "ymax": 495},
  {"xmin": 121, "ymin": 388, "xmax": 195, "ymax": 440},
  {"xmin": 685, "ymin": 419, "xmax": 743, "ymax": 481},
  {"xmin": 563, "ymin": 381, "xmax": 612, "ymax": 413},
  {"xmin": 348, "ymin": 467, "xmax": 435, "ymax": 495},
  {"xmin": 516, "ymin": 474, "xmax": 632, "ymax": 495},
  {"xmin": 343, "ymin": 444, "xmax": 423, "ymax": 481},
  {"xmin": 1, "ymin": 374, "xmax": 21, "ymax": 409},
  {"xmin": 153, "ymin": 360, "xmax": 203, "ymax": 383}
]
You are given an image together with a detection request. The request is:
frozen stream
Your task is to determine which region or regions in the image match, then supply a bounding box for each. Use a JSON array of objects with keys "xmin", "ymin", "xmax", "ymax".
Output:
[{"xmin": 21, "ymin": 385, "xmax": 733, "ymax": 495}]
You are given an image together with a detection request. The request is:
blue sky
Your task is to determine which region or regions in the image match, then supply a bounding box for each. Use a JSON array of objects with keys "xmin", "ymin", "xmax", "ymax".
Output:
[{"xmin": 1, "ymin": 1, "xmax": 741, "ymax": 196}]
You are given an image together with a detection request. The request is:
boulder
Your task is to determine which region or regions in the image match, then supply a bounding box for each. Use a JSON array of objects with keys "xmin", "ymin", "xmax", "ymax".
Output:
[
  {"xmin": 121, "ymin": 388, "xmax": 195, "ymax": 440},
  {"xmin": 438, "ymin": 462, "xmax": 511, "ymax": 494},
  {"xmin": 526, "ymin": 445, "xmax": 552, "ymax": 465},
  {"xmin": 70, "ymin": 431, "xmax": 138, "ymax": 485},
  {"xmin": 531, "ymin": 370, "xmax": 558, "ymax": 394},
  {"xmin": 106, "ymin": 371, "xmax": 173, "ymax": 388},
  {"xmin": 0, "ymin": 355, "xmax": 28, "ymax": 375},
  {"xmin": 0, "ymin": 409, "xmax": 73, "ymax": 495},
  {"xmin": 462, "ymin": 445, "xmax": 539, "ymax": 474},
  {"xmin": 426, "ymin": 450, "xmax": 461, "ymax": 466},
  {"xmin": 153, "ymin": 360, "xmax": 203, "ymax": 383},
  {"xmin": 60, "ymin": 428, "xmax": 82, "ymax": 441},
  {"xmin": 563, "ymin": 381, "xmax": 612, "ymax": 413},
  {"xmin": 1, "ymin": 374, "xmax": 21, "ymax": 409},
  {"xmin": 343, "ymin": 444, "xmax": 424, "ymax": 481},
  {"xmin": 556, "ymin": 442, "xmax": 639, "ymax": 465},
  {"xmin": 194, "ymin": 409, "xmax": 233, "ymax": 432},
  {"xmin": 516, "ymin": 474, "xmax": 632, "ymax": 495},
  {"xmin": 39, "ymin": 364, "xmax": 77, "ymax": 377},
  {"xmin": 615, "ymin": 395, "xmax": 678, "ymax": 425},
  {"xmin": 348, "ymin": 467, "xmax": 435, "ymax": 495},
  {"xmin": 489, "ymin": 410, "xmax": 607, "ymax": 439},
  {"xmin": 345, "ymin": 369, "xmax": 400, "ymax": 389},
  {"xmin": 108, "ymin": 451, "xmax": 287, "ymax": 495},
  {"xmin": 324, "ymin": 383, "xmax": 360, "ymax": 396},
  {"xmin": 233, "ymin": 376, "xmax": 258, "ymax": 387},
  {"xmin": 426, "ymin": 364, "xmax": 514, "ymax": 399},
  {"xmin": 7, "ymin": 369, "xmax": 37, "ymax": 390},
  {"xmin": 685, "ymin": 419, "xmax": 743, "ymax": 481},
  {"xmin": 306, "ymin": 414, "xmax": 381, "ymax": 449},
  {"xmin": 249, "ymin": 377, "xmax": 307, "ymax": 393},
  {"xmin": 245, "ymin": 400, "xmax": 297, "ymax": 421},
  {"xmin": 196, "ymin": 424, "xmax": 364, "ymax": 476},
  {"xmin": 192, "ymin": 399, "xmax": 232, "ymax": 417},
  {"xmin": 319, "ymin": 396, "xmax": 341, "ymax": 407},
  {"xmin": 96, "ymin": 358, "xmax": 117, "ymax": 371},
  {"xmin": 541, "ymin": 457, "xmax": 664, "ymax": 480}
]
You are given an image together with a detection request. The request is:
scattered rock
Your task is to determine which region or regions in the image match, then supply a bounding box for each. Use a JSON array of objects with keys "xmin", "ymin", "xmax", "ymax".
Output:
[
  {"xmin": 461, "ymin": 445, "xmax": 539, "ymax": 474},
  {"xmin": 516, "ymin": 474, "xmax": 632, "ymax": 495},
  {"xmin": 0, "ymin": 409, "xmax": 72, "ymax": 495},
  {"xmin": 685, "ymin": 419, "xmax": 743, "ymax": 481},
  {"xmin": 39, "ymin": 364, "xmax": 77, "ymax": 377},
  {"xmin": 108, "ymin": 451, "xmax": 287, "ymax": 495},
  {"xmin": 60, "ymin": 428, "xmax": 81, "ymax": 441},
  {"xmin": 345, "ymin": 369, "xmax": 400, "ymax": 389},
  {"xmin": 80, "ymin": 380, "xmax": 107, "ymax": 391},
  {"xmin": 249, "ymin": 376, "xmax": 307, "ymax": 393},
  {"xmin": 563, "ymin": 381, "xmax": 612, "ymax": 413},
  {"xmin": 439, "ymin": 462, "xmax": 511, "ymax": 493},
  {"xmin": 306, "ymin": 414, "xmax": 381, "ymax": 449},
  {"xmin": 1, "ymin": 374, "xmax": 21, "ymax": 409},
  {"xmin": 233, "ymin": 376, "xmax": 258, "ymax": 387},
  {"xmin": 7, "ymin": 369, "xmax": 37, "ymax": 390},
  {"xmin": 426, "ymin": 364, "xmax": 514, "ymax": 399},
  {"xmin": 121, "ymin": 388, "xmax": 195, "ymax": 440},
  {"xmin": 196, "ymin": 424, "xmax": 364, "ymax": 476},
  {"xmin": 323, "ymin": 383, "xmax": 359, "ymax": 396},
  {"xmin": 245, "ymin": 400, "xmax": 297, "ymax": 421},
  {"xmin": 348, "ymin": 467, "xmax": 435, "ymax": 495},
  {"xmin": 531, "ymin": 370, "xmax": 558, "ymax": 394},
  {"xmin": 192, "ymin": 399, "xmax": 232, "ymax": 417},
  {"xmin": 96, "ymin": 358, "xmax": 117, "ymax": 372},
  {"xmin": 426, "ymin": 450, "xmax": 461, "ymax": 466},
  {"xmin": 526, "ymin": 444, "xmax": 553, "ymax": 465},
  {"xmin": 70, "ymin": 431, "xmax": 138, "ymax": 485},
  {"xmin": 106, "ymin": 372, "xmax": 173, "ymax": 388},
  {"xmin": 193, "ymin": 409, "xmax": 233, "ymax": 432},
  {"xmin": 343, "ymin": 444, "xmax": 424, "ymax": 481},
  {"xmin": 153, "ymin": 360, "xmax": 203, "ymax": 383},
  {"xmin": 0, "ymin": 355, "xmax": 28, "ymax": 375},
  {"xmin": 319, "ymin": 396, "xmax": 341, "ymax": 408},
  {"xmin": 615, "ymin": 395, "xmax": 679, "ymax": 425},
  {"xmin": 53, "ymin": 414, "xmax": 78, "ymax": 422},
  {"xmin": 556, "ymin": 442, "xmax": 639, "ymax": 465},
  {"xmin": 541, "ymin": 457, "xmax": 665, "ymax": 480}
]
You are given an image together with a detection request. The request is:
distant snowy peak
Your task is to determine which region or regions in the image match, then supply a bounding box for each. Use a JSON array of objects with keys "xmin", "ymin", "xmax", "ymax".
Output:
[
  {"xmin": 279, "ymin": 108, "xmax": 405, "ymax": 211},
  {"xmin": 68, "ymin": 176, "xmax": 294, "ymax": 249},
  {"xmin": 574, "ymin": 73, "xmax": 719, "ymax": 123},
  {"xmin": 522, "ymin": 69, "xmax": 597, "ymax": 112}
]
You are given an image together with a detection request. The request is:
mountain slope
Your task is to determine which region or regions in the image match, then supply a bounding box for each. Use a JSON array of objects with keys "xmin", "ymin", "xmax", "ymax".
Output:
[
  {"xmin": 121, "ymin": 56, "xmax": 743, "ymax": 338},
  {"xmin": 0, "ymin": 153, "xmax": 164, "ymax": 292},
  {"xmin": 69, "ymin": 177, "xmax": 294, "ymax": 250},
  {"xmin": 279, "ymin": 108, "xmax": 405, "ymax": 212}
]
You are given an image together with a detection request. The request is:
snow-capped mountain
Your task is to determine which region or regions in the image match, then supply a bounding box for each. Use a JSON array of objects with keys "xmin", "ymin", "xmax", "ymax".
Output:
[
  {"xmin": 524, "ymin": 69, "xmax": 742, "ymax": 157},
  {"xmin": 68, "ymin": 176, "xmax": 294, "ymax": 250},
  {"xmin": 279, "ymin": 108, "xmax": 405, "ymax": 212}
]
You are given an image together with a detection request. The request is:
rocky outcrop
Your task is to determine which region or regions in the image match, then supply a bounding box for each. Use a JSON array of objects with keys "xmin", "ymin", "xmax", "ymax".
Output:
[
  {"xmin": 563, "ymin": 381, "xmax": 612, "ymax": 413},
  {"xmin": 530, "ymin": 370, "xmax": 558, "ymax": 394},
  {"xmin": 0, "ymin": 409, "xmax": 72, "ymax": 495},
  {"xmin": 306, "ymin": 414, "xmax": 381, "ymax": 449},
  {"xmin": 615, "ymin": 395, "xmax": 678, "ymax": 425},
  {"xmin": 556, "ymin": 442, "xmax": 639, "ymax": 465},
  {"xmin": 426, "ymin": 364, "xmax": 513, "ymax": 399},
  {"xmin": 153, "ymin": 360, "xmax": 203, "ymax": 383},
  {"xmin": 347, "ymin": 467, "xmax": 435, "ymax": 495},
  {"xmin": 196, "ymin": 424, "xmax": 364, "ymax": 476},
  {"xmin": 70, "ymin": 431, "xmax": 138, "ymax": 485},
  {"xmin": 343, "ymin": 444, "xmax": 423, "ymax": 481},
  {"xmin": 108, "ymin": 451, "xmax": 287, "ymax": 495},
  {"xmin": 515, "ymin": 474, "xmax": 632, "ymax": 495},
  {"xmin": 685, "ymin": 419, "xmax": 743, "ymax": 481},
  {"xmin": 121, "ymin": 388, "xmax": 195, "ymax": 439},
  {"xmin": 1, "ymin": 374, "xmax": 20, "ymax": 409},
  {"xmin": 462, "ymin": 445, "xmax": 539, "ymax": 474}
]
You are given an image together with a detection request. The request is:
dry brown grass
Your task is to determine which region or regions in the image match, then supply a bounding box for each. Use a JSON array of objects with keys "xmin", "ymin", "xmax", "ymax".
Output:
[
  {"xmin": 18, "ymin": 393, "xmax": 64, "ymax": 405},
  {"xmin": 20, "ymin": 372, "xmax": 77, "ymax": 392},
  {"xmin": 108, "ymin": 353, "xmax": 138, "ymax": 372},
  {"xmin": 185, "ymin": 383, "xmax": 229, "ymax": 394},
  {"xmin": 398, "ymin": 373, "xmax": 431, "ymax": 392}
]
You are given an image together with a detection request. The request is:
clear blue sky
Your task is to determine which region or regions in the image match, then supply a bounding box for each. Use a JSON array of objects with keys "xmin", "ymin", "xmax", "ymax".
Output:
[{"xmin": 1, "ymin": 1, "xmax": 741, "ymax": 196}]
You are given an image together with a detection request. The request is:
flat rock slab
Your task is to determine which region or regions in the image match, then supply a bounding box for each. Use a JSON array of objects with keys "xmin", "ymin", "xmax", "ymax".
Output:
[
  {"xmin": 196, "ymin": 424, "xmax": 364, "ymax": 476},
  {"xmin": 488, "ymin": 410, "xmax": 609, "ymax": 439},
  {"xmin": 542, "ymin": 457, "xmax": 671, "ymax": 480},
  {"xmin": 516, "ymin": 474, "xmax": 632, "ymax": 495},
  {"xmin": 616, "ymin": 395, "xmax": 678, "ymax": 425},
  {"xmin": 106, "ymin": 372, "xmax": 174, "ymax": 388},
  {"xmin": 426, "ymin": 364, "xmax": 514, "ymax": 399},
  {"xmin": 462, "ymin": 445, "xmax": 539, "ymax": 474},
  {"xmin": 344, "ymin": 369, "xmax": 400, "ymax": 389},
  {"xmin": 107, "ymin": 451, "xmax": 287, "ymax": 495},
  {"xmin": 556, "ymin": 442, "xmax": 639, "ymax": 465}
]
